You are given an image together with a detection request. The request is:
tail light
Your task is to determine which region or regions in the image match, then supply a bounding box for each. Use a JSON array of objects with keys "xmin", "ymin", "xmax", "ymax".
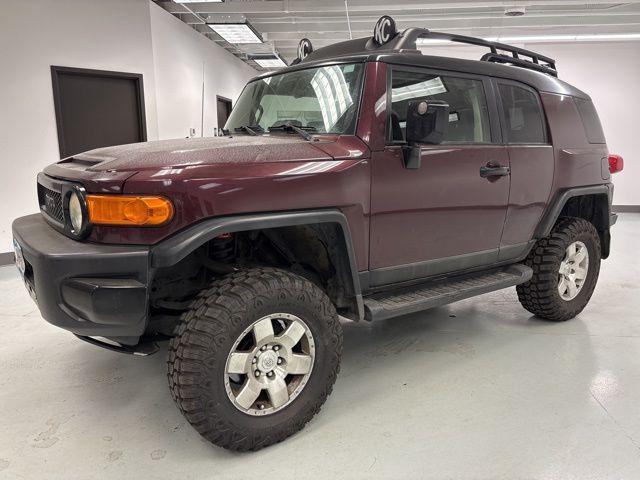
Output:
[{"xmin": 608, "ymin": 154, "xmax": 624, "ymax": 174}]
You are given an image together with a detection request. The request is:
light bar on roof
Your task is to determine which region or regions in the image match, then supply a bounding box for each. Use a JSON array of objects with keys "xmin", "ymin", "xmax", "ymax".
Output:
[{"xmin": 208, "ymin": 23, "xmax": 263, "ymax": 44}]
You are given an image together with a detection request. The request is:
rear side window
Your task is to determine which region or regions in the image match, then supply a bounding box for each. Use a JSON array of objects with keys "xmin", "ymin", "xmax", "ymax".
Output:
[
  {"xmin": 498, "ymin": 83, "xmax": 548, "ymax": 144},
  {"xmin": 388, "ymin": 69, "xmax": 491, "ymax": 144},
  {"xmin": 574, "ymin": 98, "xmax": 606, "ymax": 144}
]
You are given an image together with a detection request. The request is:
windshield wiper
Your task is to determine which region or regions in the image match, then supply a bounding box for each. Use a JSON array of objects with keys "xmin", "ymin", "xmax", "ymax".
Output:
[
  {"xmin": 233, "ymin": 125, "xmax": 263, "ymax": 136},
  {"xmin": 268, "ymin": 123, "xmax": 316, "ymax": 141}
]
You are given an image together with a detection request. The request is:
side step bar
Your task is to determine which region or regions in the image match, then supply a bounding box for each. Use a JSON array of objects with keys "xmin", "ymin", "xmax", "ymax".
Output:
[
  {"xmin": 364, "ymin": 264, "xmax": 533, "ymax": 321},
  {"xmin": 75, "ymin": 335, "xmax": 160, "ymax": 356}
]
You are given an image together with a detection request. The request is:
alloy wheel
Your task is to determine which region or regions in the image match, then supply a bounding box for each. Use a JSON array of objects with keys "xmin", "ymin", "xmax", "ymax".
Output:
[
  {"xmin": 558, "ymin": 240, "xmax": 589, "ymax": 301},
  {"xmin": 224, "ymin": 313, "xmax": 315, "ymax": 416}
]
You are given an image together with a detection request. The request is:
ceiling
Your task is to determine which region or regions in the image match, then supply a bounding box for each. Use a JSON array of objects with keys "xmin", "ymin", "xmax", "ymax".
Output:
[{"xmin": 153, "ymin": 0, "xmax": 640, "ymax": 70}]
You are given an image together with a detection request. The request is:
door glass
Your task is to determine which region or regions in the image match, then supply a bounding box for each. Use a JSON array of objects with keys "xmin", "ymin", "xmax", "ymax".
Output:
[
  {"xmin": 388, "ymin": 69, "xmax": 491, "ymax": 143},
  {"xmin": 498, "ymin": 83, "xmax": 548, "ymax": 144}
]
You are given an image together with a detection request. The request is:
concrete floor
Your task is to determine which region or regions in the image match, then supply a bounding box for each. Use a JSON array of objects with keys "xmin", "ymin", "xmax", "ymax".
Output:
[{"xmin": 1, "ymin": 214, "xmax": 639, "ymax": 480}]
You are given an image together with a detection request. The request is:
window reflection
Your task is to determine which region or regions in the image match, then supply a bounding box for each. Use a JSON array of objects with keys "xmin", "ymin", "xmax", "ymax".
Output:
[{"xmin": 226, "ymin": 64, "xmax": 365, "ymax": 135}]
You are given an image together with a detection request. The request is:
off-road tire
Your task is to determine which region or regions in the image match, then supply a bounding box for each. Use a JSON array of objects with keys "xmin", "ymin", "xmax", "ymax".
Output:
[
  {"xmin": 517, "ymin": 217, "xmax": 601, "ymax": 321},
  {"xmin": 167, "ymin": 267, "xmax": 342, "ymax": 451}
]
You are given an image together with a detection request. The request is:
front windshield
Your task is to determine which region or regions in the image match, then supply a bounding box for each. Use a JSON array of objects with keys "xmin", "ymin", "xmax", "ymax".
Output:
[{"xmin": 225, "ymin": 63, "xmax": 365, "ymax": 135}]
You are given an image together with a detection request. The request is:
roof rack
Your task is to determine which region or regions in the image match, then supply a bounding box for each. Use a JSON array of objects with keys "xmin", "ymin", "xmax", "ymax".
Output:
[
  {"xmin": 411, "ymin": 30, "xmax": 558, "ymax": 77},
  {"xmin": 294, "ymin": 16, "xmax": 558, "ymax": 78}
]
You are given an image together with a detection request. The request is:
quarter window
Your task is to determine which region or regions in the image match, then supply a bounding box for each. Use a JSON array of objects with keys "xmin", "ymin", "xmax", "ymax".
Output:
[
  {"xmin": 498, "ymin": 83, "xmax": 548, "ymax": 144},
  {"xmin": 388, "ymin": 69, "xmax": 491, "ymax": 144},
  {"xmin": 574, "ymin": 97, "xmax": 606, "ymax": 144}
]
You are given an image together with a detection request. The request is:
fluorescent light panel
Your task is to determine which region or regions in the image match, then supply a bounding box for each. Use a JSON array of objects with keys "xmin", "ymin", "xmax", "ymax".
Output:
[
  {"xmin": 176, "ymin": 1, "xmax": 223, "ymax": 3},
  {"xmin": 254, "ymin": 57, "xmax": 288, "ymax": 68},
  {"xmin": 417, "ymin": 33, "xmax": 640, "ymax": 45},
  {"xmin": 208, "ymin": 23, "xmax": 262, "ymax": 44}
]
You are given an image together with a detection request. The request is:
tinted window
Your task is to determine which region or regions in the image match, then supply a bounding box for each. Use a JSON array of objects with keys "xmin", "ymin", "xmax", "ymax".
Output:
[
  {"xmin": 574, "ymin": 98, "xmax": 606, "ymax": 144},
  {"xmin": 498, "ymin": 83, "xmax": 547, "ymax": 144},
  {"xmin": 388, "ymin": 69, "xmax": 491, "ymax": 143}
]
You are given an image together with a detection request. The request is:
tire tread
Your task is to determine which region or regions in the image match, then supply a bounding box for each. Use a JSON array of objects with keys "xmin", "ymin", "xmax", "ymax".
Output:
[
  {"xmin": 167, "ymin": 267, "xmax": 342, "ymax": 451},
  {"xmin": 516, "ymin": 217, "xmax": 601, "ymax": 321}
]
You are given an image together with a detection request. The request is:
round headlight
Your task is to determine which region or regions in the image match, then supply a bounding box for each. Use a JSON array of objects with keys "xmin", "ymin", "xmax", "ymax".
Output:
[{"xmin": 69, "ymin": 191, "xmax": 84, "ymax": 233}]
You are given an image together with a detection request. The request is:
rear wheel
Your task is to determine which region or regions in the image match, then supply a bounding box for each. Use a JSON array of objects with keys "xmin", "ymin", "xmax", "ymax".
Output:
[
  {"xmin": 517, "ymin": 217, "xmax": 601, "ymax": 321},
  {"xmin": 167, "ymin": 267, "xmax": 342, "ymax": 451}
]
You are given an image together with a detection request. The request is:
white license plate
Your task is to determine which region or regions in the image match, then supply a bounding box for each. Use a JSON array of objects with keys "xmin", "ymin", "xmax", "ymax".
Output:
[{"xmin": 13, "ymin": 238, "xmax": 26, "ymax": 275}]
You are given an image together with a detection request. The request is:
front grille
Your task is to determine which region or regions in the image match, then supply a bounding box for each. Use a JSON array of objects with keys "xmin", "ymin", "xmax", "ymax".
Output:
[{"xmin": 37, "ymin": 183, "xmax": 64, "ymax": 223}]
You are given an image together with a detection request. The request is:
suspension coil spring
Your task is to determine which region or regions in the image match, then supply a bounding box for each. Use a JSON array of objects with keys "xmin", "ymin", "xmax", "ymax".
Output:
[{"xmin": 210, "ymin": 233, "xmax": 235, "ymax": 263}]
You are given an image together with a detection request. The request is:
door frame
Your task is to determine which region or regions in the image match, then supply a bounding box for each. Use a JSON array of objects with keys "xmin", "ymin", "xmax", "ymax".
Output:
[
  {"xmin": 216, "ymin": 95, "xmax": 233, "ymax": 129},
  {"xmin": 51, "ymin": 66, "xmax": 147, "ymax": 158}
]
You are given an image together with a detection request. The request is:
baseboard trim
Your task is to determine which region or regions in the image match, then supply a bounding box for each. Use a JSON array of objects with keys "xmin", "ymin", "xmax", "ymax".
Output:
[
  {"xmin": 613, "ymin": 205, "xmax": 640, "ymax": 213},
  {"xmin": 0, "ymin": 252, "xmax": 14, "ymax": 266}
]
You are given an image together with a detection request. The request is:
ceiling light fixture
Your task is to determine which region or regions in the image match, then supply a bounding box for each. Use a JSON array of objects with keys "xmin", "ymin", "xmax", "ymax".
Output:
[
  {"xmin": 208, "ymin": 22, "xmax": 263, "ymax": 44},
  {"xmin": 176, "ymin": 1, "xmax": 223, "ymax": 3},
  {"xmin": 248, "ymin": 54, "xmax": 288, "ymax": 68},
  {"xmin": 504, "ymin": 6, "xmax": 526, "ymax": 17}
]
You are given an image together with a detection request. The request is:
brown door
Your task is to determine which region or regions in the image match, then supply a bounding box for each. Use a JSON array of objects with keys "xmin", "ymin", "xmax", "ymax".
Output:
[
  {"xmin": 369, "ymin": 68, "xmax": 510, "ymax": 286},
  {"xmin": 217, "ymin": 96, "xmax": 233, "ymax": 130},
  {"xmin": 51, "ymin": 66, "xmax": 146, "ymax": 158},
  {"xmin": 495, "ymin": 80, "xmax": 554, "ymax": 257}
]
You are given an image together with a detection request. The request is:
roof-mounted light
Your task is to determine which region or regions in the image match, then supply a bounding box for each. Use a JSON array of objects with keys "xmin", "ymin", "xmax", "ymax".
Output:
[{"xmin": 372, "ymin": 15, "xmax": 398, "ymax": 46}]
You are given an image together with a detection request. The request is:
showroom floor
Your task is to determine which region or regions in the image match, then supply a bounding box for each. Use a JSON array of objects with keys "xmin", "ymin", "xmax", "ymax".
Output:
[{"xmin": 1, "ymin": 214, "xmax": 639, "ymax": 480}]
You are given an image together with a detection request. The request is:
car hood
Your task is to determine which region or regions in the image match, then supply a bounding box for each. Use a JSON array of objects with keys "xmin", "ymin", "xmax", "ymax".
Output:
[{"xmin": 70, "ymin": 135, "xmax": 337, "ymax": 172}]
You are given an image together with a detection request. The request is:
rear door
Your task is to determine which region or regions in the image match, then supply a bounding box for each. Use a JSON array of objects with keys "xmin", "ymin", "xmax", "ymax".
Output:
[
  {"xmin": 494, "ymin": 80, "xmax": 554, "ymax": 260},
  {"xmin": 368, "ymin": 66, "xmax": 510, "ymax": 286}
]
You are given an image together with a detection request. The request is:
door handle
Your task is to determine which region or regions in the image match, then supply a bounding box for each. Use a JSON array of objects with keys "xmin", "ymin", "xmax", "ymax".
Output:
[{"xmin": 479, "ymin": 163, "xmax": 510, "ymax": 178}]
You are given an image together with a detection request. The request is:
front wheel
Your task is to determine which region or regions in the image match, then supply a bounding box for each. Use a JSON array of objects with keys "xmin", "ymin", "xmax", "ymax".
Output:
[
  {"xmin": 517, "ymin": 217, "xmax": 601, "ymax": 321},
  {"xmin": 167, "ymin": 267, "xmax": 342, "ymax": 451}
]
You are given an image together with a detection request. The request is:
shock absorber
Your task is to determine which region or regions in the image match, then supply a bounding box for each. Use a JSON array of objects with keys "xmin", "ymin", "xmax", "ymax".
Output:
[{"xmin": 210, "ymin": 233, "xmax": 234, "ymax": 264}]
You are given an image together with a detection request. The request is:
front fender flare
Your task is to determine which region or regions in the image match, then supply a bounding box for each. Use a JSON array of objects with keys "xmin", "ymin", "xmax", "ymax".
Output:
[{"xmin": 150, "ymin": 209, "xmax": 364, "ymax": 320}]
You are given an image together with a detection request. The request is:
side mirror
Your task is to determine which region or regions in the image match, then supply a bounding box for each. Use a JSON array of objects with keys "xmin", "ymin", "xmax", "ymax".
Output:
[{"xmin": 402, "ymin": 100, "xmax": 450, "ymax": 169}]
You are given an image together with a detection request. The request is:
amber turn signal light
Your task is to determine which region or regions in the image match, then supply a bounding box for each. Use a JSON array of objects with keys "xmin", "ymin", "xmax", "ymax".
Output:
[{"xmin": 86, "ymin": 195, "xmax": 174, "ymax": 226}]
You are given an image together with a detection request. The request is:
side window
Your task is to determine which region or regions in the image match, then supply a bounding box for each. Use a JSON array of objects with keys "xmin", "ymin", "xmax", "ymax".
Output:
[
  {"xmin": 498, "ymin": 83, "xmax": 548, "ymax": 144},
  {"xmin": 388, "ymin": 69, "xmax": 491, "ymax": 144}
]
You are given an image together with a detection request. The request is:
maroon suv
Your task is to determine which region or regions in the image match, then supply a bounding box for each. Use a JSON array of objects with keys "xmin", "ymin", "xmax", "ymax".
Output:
[{"xmin": 12, "ymin": 16, "xmax": 623, "ymax": 451}]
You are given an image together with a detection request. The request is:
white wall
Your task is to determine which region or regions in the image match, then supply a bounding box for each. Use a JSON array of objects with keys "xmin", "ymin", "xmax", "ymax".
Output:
[
  {"xmin": 149, "ymin": 2, "xmax": 256, "ymax": 139},
  {"xmin": 531, "ymin": 42, "xmax": 640, "ymax": 206},
  {"xmin": 421, "ymin": 41, "xmax": 640, "ymax": 205},
  {"xmin": 0, "ymin": 0, "xmax": 256, "ymax": 252}
]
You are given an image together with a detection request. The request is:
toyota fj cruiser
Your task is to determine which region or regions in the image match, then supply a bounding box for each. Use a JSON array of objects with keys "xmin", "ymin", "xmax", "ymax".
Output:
[{"xmin": 12, "ymin": 16, "xmax": 623, "ymax": 451}]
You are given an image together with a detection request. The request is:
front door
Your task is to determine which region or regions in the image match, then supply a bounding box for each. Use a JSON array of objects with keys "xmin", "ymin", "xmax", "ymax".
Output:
[{"xmin": 369, "ymin": 67, "xmax": 510, "ymax": 287}]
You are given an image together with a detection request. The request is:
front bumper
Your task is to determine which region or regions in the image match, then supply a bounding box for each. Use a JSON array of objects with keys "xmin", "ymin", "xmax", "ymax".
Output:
[{"xmin": 12, "ymin": 214, "xmax": 150, "ymax": 345}]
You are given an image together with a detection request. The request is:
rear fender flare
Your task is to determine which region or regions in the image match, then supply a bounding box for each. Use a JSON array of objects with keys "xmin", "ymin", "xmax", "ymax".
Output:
[{"xmin": 535, "ymin": 185, "xmax": 612, "ymax": 238}]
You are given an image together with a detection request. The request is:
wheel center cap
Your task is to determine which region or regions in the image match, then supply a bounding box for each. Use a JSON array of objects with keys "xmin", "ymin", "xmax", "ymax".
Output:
[{"xmin": 258, "ymin": 350, "xmax": 278, "ymax": 372}]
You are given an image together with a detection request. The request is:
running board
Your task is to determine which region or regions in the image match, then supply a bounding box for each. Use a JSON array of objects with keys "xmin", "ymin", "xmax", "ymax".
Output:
[
  {"xmin": 364, "ymin": 264, "xmax": 533, "ymax": 321},
  {"xmin": 74, "ymin": 335, "xmax": 160, "ymax": 356}
]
